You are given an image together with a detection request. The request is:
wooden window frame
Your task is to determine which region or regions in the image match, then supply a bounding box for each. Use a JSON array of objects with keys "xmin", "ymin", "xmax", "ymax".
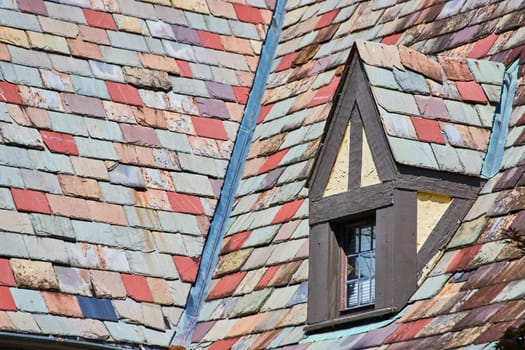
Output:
[{"xmin": 307, "ymin": 190, "xmax": 417, "ymax": 331}]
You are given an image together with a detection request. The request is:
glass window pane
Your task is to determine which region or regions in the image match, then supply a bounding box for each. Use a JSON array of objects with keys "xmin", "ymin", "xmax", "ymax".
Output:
[
  {"xmin": 346, "ymin": 281, "xmax": 358, "ymax": 307},
  {"xmin": 347, "ymin": 255, "xmax": 357, "ymax": 279},
  {"xmin": 360, "ymin": 226, "xmax": 372, "ymax": 251},
  {"xmin": 344, "ymin": 223, "xmax": 376, "ymax": 309}
]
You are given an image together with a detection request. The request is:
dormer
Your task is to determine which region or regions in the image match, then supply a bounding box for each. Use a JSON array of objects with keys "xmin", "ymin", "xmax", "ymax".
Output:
[{"xmin": 307, "ymin": 40, "xmax": 507, "ymax": 331}]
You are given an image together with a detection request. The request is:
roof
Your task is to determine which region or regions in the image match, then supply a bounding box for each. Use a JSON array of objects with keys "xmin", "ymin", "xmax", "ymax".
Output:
[
  {"xmin": 0, "ymin": 0, "xmax": 272, "ymax": 347},
  {"xmin": 357, "ymin": 39, "xmax": 505, "ymax": 175},
  {"xmin": 0, "ymin": 0, "xmax": 525, "ymax": 349}
]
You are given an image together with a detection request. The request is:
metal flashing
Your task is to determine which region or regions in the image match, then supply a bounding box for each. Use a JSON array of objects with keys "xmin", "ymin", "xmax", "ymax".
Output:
[
  {"xmin": 481, "ymin": 60, "xmax": 519, "ymax": 178},
  {"xmin": 170, "ymin": 1, "xmax": 287, "ymax": 346}
]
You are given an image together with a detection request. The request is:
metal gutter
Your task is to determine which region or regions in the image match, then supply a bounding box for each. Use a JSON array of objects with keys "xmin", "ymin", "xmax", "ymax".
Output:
[
  {"xmin": 170, "ymin": 0, "xmax": 287, "ymax": 347},
  {"xmin": 481, "ymin": 60, "xmax": 519, "ymax": 178},
  {"xmin": 0, "ymin": 332, "xmax": 125, "ymax": 350}
]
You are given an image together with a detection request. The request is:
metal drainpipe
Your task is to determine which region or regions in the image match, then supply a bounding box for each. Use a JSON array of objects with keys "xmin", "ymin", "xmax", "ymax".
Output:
[{"xmin": 170, "ymin": 0, "xmax": 287, "ymax": 347}]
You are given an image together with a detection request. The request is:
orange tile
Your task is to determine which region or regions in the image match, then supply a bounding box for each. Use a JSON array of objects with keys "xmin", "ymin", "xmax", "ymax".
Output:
[
  {"xmin": 228, "ymin": 313, "xmax": 266, "ymax": 337},
  {"xmin": 42, "ymin": 291, "xmax": 82, "ymax": 317},
  {"xmin": 147, "ymin": 277, "xmax": 173, "ymax": 305},
  {"xmin": 58, "ymin": 175, "xmax": 101, "ymax": 200},
  {"xmin": 78, "ymin": 25, "xmax": 110, "ymax": 45},
  {"xmin": 134, "ymin": 189, "xmax": 171, "ymax": 210},
  {"xmin": 47, "ymin": 194, "xmax": 90, "ymax": 219},
  {"xmin": 67, "ymin": 37, "xmax": 103, "ymax": 60},
  {"xmin": 87, "ymin": 200, "xmax": 128, "ymax": 226}
]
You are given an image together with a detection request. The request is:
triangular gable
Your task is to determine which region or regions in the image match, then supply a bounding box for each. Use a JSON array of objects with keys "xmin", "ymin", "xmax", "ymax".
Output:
[
  {"xmin": 323, "ymin": 119, "xmax": 351, "ymax": 197},
  {"xmin": 310, "ymin": 52, "xmax": 396, "ymax": 201},
  {"xmin": 361, "ymin": 128, "xmax": 381, "ymax": 187}
]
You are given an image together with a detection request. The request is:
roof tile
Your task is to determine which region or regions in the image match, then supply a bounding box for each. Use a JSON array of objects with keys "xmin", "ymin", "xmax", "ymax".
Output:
[
  {"xmin": 11, "ymin": 289, "xmax": 47, "ymax": 313},
  {"xmin": 82, "ymin": 8, "xmax": 117, "ymax": 30},
  {"xmin": 10, "ymin": 188, "xmax": 51, "ymax": 214},
  {"xmin": 466, "ymin": 58, "xmax": 505, "ymax": 85},
  {"xmin": 173, "ymin": 255, "xmax": 200, "ymax": 283},
  {"xmin": 388, "ymin": 136, "xmax": 438, "ymax": 169},
  {"xmin": 42, "ymin": 291, "xmax": 82, "ymax": 317},
  {"xmin": 0, "ymin": 286, "xmax": 16, "ymax": 311},
  {"xmin": 208, "ymin": 271, "xmax": 248, "ymax": 300},
  {"xmin": 0, "ymin": 81, "xmax": 22, "ymax": 104},
  {"xmin": 468, "ymin": 33, "xmax": 498, "ymax": 59},
  {"xmin": 411, "ymin": 117, "xmax": 446, "ymax": 144},
  {"xmin": 415, "ymin": 95, "xmax": 450, "ymax": 119},
  {"xmin": 90, "ymin": 270, "xmax": 126, "ymax": 299},
  {"xmin": 385, "ymin": 318, "xmax": 433, "ymax": 343},
  {"xmin": 382, "ymin": 110, "xmax": 418, "ymax": 139},
  {"xmin": 106, "ymin": 81, "xmax": 143, "ymax": 106},
  {"xmin": 393, "ymin": 67, "xmax": 430, "ymax": 94},
  {"xmin": 372, "ymin": 87, "xmax": 419, "ymax": 115},
  {"xmin": 356, "ymin": 40, "xmax": 403, "ymax": 70},
  {"xmin": 364, "ymin": 64, "xmax": 400, "ymax": 90},
  {"xmin": 121, "ymin": 274, "xmax": 153, "ymax": 302},
  {"xmin": 400, "ymin": 45, "xmax": 443, "ymax": 82}
]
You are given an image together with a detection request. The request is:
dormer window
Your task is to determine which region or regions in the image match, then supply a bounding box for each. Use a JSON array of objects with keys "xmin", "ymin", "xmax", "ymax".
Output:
[{"xmin": 306, "ymin": 41, "xmax": 504, "ymax": 332}]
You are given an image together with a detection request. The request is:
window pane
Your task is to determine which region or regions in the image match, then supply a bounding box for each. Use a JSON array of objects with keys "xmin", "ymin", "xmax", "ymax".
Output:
[
  {"xmin": 344, "ymin": 223, "xmax": 375, "ymax": 309},
  {"xmin": 347, "ymin": 255, "xmax": 357, "ymax": 279},
  {"xmin": 360, "ymin": 226, "xmax": 373, "ymax": 251}
]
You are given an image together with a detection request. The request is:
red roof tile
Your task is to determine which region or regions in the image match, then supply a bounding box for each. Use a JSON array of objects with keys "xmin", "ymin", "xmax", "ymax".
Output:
[
  {"xmin": 308, "ymin": 76, "xmax": 341, "ymax": 107},
  {"xmin": 456, "ymin": 81, "xmax": 488, "ymax": 103},
  {"xmin": 208, "ymin": 337, "xmax": 239, "ymax": 350},
  {"xmin": 272, "ymin": 199, "xmax": 304, "ymax": 224},
  {"xmin": 233, "ymin": 4, "xmax": 265, "ymax": 24},
  {"xmin": 222, "ymin": 231, "xmax": 251, "ymax": 253},
  {"xmin": 106, "ymin": 82, "xmax": 143, "ymax": 106},
  {"xmin": 255, "ymin": 265, "xmax": 280, "ymax": 290},
  {"xmin": 167, "ymin": 192, "xmax": 205, "ymax": 215},
  {"xmin": 233, "ymin": 86, "xmax": 250, "ymax": 104},
  {"xmin": 208, "ymin": 271, "xmax": 247, "ymax": 300},
  {"xmin": 468, "ymin": 33, "xmax": 498, "ymax": 59},
  {"xmin": 82, "ymin": 9, "xmax": 116, "ymax": 30},
  {"xmin": 198, "ymin": 31, "xmax": 224, "ymax": 50},
  {"xmin": 385, "ymin": 318, "xmax": 432, "ymax": 343},
  {"xmin": 446, "ymin": 245, "xmax": 483, "ymax": 273},
  {"xmin": 192, "ymin": 116, "xmax": 228, "ymax": 141},
  {"xmin": 121, "ymin": 274, "xmax": 153, "ymax": 302},
  {"xmin": 40, "ymin": 131, "xmax": 79, "ymax": 156},
  {"xmin": 0, "ymin": 287, "xmax": 16, "ymax": 311},
  {"xmin": 176, "ymin": 59, "xmax": 193, "ymax": 78},
  {"xmin": 11, "ymin": 188, "xmax": 51, "ymax": 214},
  {"xmin": 0, "ymin": 259, "xmax": 15, "ymax": 287},
  {"xmin": 276, "ymin": 53, "xmax": 300, "ymax": 72},
  {"xmin": 173, "ymin": 256, "xmax": 200, "ymax": 283},
  {"xmin": 258, "ymin": 149, "xmax": 288, "ymax": 174},
  {"xmin": 0, "ymin": 82, "xmax": 22, "ymax": 104},
  {"xmin": 411, "ymin": 117, "xmax": 446, "ymax": 144},
  {"xmin": 257, "ymin": 104, "xmax": 273, "ymax": 124},
  {"xmin": 381, "ymin": 33, "xmax": 402, "ymax": 45},
  {"xmin": 315, "ymin": 9, "xmax": 339, "ymax": 30}
]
